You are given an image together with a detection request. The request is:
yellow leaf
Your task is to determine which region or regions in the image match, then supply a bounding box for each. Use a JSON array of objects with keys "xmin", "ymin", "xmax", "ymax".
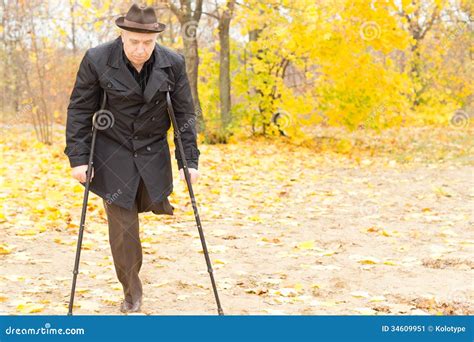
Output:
[
  {"xmin": 73, "ymin": 184, "xmax": 84, "ymax": 193},
  {"xmin": 297, "ymin": 241, "xmax": 314, "ymax": 250},
  {"xmin": 213, "ymin": 259, "xmax": 226, "ymax": 265},
  {"xmin": 16, "ymin": 303, "xmax": 45, "ymax": 313},
  {"xmin": 79, "ymin": 0, "xmax": 92, "ymax": 9},
  {"xmin": 294, "ymin": 283, "xmax": 303, "ymax": 292},
  {"xmin": 383, "ymin": 260, "xmax": 398, "ymax": 266},
  {"xmin": 16, "ymin": 229, "xmax": 38, "ymax": 236},
  {"xmin": 82, "ymin": 242, "xmax": 94, "ymax": 250},
  {"xmin": 350, "ymin": 291, "xmax": 370, "ymax": 298},
  {"xmin": 274, "ymin": 288, "xmax": 298, "ymax": 297},
  {"xmin": 248, "ymin": 215, "xmax": 262, "ymax": 222},
  {"xmin": 358, "ymin": 257, "xmax": 380, "ymax": 264},
  {"xmin": 76, "ymin": 288, "xmax": 90, "ymax": 294},
  {"xmin": 370, "ymin": 295, "xmax": 387, "ymax": 302},
  {"xmin": 0, "ymin": 245, "xmax": 11, "ymax": 255},
  {"xmin": 366, "ymin": 226, "xmax": 379, "ymax": 233},
  {"xmin": 261, "ymin": 237, "xmax": 281, "ymax": 244}
]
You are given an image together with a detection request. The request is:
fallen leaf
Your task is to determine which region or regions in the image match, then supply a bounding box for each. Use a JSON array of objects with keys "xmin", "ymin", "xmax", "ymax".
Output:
[
  {"xmin": 272, "ymin": 288, "xmax": 298, "ymax": 297},
  {"xmin": 0, "ymin": 245, "xmax": 12, "ymax": 255},
  {"xmin": 261, "ymin": 237, "xmax": 281, "ymax": 244},
  {"xmin": 16, "ymin": 303, "xmax": 45, "ymax": 313},
  {"xmin": 297, "ymin": 241, "xmax": 314, "ymax": 250},
  {"xmin": 357, "ymin": 257, "xmax": 380, "ymax": 265},
  {"xmin": 15, "ymin": 229, "xmax": 38, "ymax": 236},
  {"xmin": 264, "ymin": 309, "xmax": 288, "ymax": 315},
  {"xmin": 350, "ymin": 291, "xmax": 370, "ymax": 298},
  {"xmin": 370, "ymin": 295, "xmax": 387, "ymax": 302},
  {"xmin": 353, "ymin": 307, "xmax": 376, "ymax": 315}
]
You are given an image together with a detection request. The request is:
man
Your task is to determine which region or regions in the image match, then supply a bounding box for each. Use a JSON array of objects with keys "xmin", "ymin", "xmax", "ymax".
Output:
[{"xmin": 64, "ymin": 3, "xmax": 200, "ymax": 313}]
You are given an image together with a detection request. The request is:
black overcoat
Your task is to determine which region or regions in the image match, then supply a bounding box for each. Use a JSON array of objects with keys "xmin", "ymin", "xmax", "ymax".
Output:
[{"xmin": 64, "ymin": 36, "xmax": 200, "ymax": 210}]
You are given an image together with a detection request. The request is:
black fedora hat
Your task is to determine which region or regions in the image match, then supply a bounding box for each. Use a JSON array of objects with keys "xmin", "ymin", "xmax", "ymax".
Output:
[{"xmin": 115, "ymin": 3, "xmax": 166, "ymax": 33}]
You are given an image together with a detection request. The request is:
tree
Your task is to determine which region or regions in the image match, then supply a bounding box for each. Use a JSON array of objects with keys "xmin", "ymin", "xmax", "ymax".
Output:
[
  {"xmin": 216, "ymin": 0, "xmax": 236, "ymax": 132},
  {"xmin": 168, "ymin": 0, "xmax": 206, "ymax": 133},
  {"xmin": 396, "ymin": 0, "xmax": 443, "ymax": 108}
]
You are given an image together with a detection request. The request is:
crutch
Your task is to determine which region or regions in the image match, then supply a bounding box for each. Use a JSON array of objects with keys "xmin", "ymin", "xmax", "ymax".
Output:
[
  {"xmin": 166, "ymin": 87, "xmax": 224, "ymax": 316},
  {"xmin": 68, "ymin": 92, "xmax": 110, "ymax": 315}
]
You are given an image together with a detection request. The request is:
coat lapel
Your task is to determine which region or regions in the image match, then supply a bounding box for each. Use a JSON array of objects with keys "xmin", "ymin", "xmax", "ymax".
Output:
[
  {"xmin": 107, "ymin": 37, "xmax": 142, "ymax": 96},
  {"xmin": 138, "ymin": 44, "xmax": 173, "ymax": 116},
  {"xmin": 142, "ymin": 44, "xmax": 172, "ymax": 103}
]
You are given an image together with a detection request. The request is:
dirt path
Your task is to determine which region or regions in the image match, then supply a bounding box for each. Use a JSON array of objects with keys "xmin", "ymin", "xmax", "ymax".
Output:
[{"xmin": 0, "ymin": 126, "xmax": 473, "ymax": 315}]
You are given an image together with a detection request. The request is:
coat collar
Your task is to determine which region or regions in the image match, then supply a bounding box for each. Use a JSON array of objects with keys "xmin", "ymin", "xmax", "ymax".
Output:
[{"xmin": 107, "ymin": 36, "xmax": 172, "ymax": 103}]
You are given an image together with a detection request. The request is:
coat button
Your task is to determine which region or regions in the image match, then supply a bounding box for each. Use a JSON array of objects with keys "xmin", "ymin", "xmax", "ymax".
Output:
[
  {"xmin": 146, "ymin": 146, "xmax": 151, "ymax": 151},
  {"xmin": 107, "ymin": 82, "xmax": 112, "ymax": 88},
  {"xmin": 133, "ymin": 152, "xmax": 138, "ymax": 157},
  {"xmin": 134, "ymin": 135, "xmax": 139, "ymax": 140},
  {"xmin": 155, "ymin": 100, "xmax": 159, "ymax": 104},
  {"xmin": 151, "ymin": 116, "xmax": 156, "ymax": 121}
]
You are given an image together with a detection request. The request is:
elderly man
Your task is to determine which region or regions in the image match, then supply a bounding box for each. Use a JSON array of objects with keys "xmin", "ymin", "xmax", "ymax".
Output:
[{"xmin": 64, "ymin": 3, "xmax": 200, "ymax": 313}]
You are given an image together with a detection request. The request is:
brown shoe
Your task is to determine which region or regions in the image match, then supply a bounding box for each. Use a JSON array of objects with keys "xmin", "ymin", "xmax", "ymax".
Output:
[{"xmin": 120, "ymin": 297, "xmax": 142, "ymax": 313}]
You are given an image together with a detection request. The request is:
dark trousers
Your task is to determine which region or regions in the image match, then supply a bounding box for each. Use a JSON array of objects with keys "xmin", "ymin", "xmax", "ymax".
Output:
[{"xmin": 102, "ymin": 177, "xmax": 174, "ymax": 304}]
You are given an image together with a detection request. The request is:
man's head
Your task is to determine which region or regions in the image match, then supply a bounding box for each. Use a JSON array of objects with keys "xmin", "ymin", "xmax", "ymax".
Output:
[
  {"xmin": 115, "ymin": 3, "xmax": 165, "ymax": 66},
  {"xmin": 121, "ymin": 29, "xmax": 159, "ymax": 66}
]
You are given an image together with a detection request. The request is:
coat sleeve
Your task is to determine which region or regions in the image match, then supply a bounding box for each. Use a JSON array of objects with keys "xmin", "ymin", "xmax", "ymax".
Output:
[
  {"xmin": 64, "ymin": 50, "xmax": 101, "ymax": 168},
  {"xmin": 170, "ymin": 54, "xmax": 200, "ymax": 170}
]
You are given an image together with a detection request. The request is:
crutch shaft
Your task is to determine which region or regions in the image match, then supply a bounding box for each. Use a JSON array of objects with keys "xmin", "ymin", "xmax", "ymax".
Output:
[
  {"xmin": 166, "ymin": 91, "xmax": 224, "ymax": 315},
  {"xmin": 67, "ymin": 126, "xmax": 98, "ymax": 315}
]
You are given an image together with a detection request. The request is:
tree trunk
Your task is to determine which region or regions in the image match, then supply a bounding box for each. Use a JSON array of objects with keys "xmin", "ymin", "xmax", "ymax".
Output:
[
  {"xmin": 217, "ymin": 0, "xmax": 235, "ymax": 131},
  {"xmin": 169, "ymin": 0, "xmax": 206, "ymax": 133},
  {"xmin": 69, "ymin": 0, "xmax": 77, "ymax": 56},
  {"xmin": 182, "ymin": 35, "xmax": 204, "ymax": 132}
]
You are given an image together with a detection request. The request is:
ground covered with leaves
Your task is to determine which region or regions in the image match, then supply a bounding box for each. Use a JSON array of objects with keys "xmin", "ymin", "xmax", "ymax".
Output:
[{"xmin": 0, "ymin": 125, "xmax": 472, "ymax": 315}]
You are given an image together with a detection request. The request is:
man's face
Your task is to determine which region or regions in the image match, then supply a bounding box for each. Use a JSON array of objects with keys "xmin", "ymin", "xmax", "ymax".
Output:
[{"xmin": 121, "ymin": 30, "xmax": 159, "ymax": 66}]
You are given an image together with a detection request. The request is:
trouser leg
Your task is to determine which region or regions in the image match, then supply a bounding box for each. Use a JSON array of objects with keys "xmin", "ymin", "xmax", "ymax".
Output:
[{"xmin": 102, "ymin": 198, "xmax": 143, "ymax": 304}]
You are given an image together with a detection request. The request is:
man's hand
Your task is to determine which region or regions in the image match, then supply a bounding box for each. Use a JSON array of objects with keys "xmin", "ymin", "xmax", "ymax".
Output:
[
  {"xmin": 179, "ymin": 168, "xmax": 199, "ymax": 184},
  {"xmin": 72, "ymin": 165, "xmax": 94, "ymax": 183}
]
